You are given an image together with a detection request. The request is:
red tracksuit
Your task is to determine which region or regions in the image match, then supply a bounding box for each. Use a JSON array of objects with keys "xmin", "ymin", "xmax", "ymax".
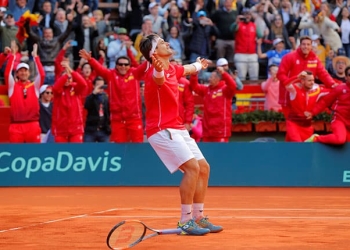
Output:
[
  {"xmin": 88, "ymin": 49, "xmax": 147, "ymax": 143},
  {"xmin": 51, "ymin": 72, "xmax": 87, "ymax": 142},
  {"xmin": 178, "ymin": 77, "xmax": 194, "ymax": 126},
  {"xmin": 277, "ymin": 48, "xmax": 334, "ymax": 117},
  {"xmin": 312, "ymin": 83, "xmax": 350, "ymax": 144},
  {"xmin": 285, "ymin": 81, "xmax": 325, "ymax": 142},
  {"xmin": 190, "ymin": 72, "xmax": 236, "ymax": 142},
  {"xmin": 5, "ymin": 55, "xmax": 45, "ymax": 143}
]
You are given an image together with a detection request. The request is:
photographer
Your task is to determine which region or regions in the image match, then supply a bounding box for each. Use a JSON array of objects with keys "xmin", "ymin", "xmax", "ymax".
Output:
[
  {"xmin": 231, "ymin": 8, "xmax": 262, "ymax": 81},
  {"xmin": 84, "ymin": 77, "xmax": 111, "ymax": 143}
]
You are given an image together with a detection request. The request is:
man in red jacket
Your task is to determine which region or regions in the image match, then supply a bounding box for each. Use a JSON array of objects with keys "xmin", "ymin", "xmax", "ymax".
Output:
[
  {"xmin": 79, "ymin": 46, "xmax": 147, "ymax": 143},
  {"xmin": 51, "ymin": 61, "xmax": 87, "ymax": 143},
  {"xmin": 277, "ymin": 36, "xmax": 335, "ymax": 118},
  {"xmin": 284, "ymin": 70, "xmax": 328, "ymax": 142},
  {"xmin": 5, "ymin": 42, "xmax": 45, "ymax": 143},
  {"xmin": 190, "ymin": 67, "xmax": 237, "ymax": 142},
  {"xmin": 304, "ymin": 66, "xmax": 350, "ymax": 144}
]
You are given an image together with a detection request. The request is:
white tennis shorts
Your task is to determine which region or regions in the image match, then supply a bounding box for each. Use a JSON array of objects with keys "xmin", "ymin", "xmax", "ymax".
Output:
[{"xmin": 148, "ymin": 129, "xmax": 204, "ymax": 173}]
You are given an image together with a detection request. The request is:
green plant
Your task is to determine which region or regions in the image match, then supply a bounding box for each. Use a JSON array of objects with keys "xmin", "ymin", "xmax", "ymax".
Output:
[
  {"xmin": 313, "ymin": 111, "xmax": 332, "ymax": 122},
  {"xmin": 232, "ymin": 108, "xmax": 285, "ymax": 124}
]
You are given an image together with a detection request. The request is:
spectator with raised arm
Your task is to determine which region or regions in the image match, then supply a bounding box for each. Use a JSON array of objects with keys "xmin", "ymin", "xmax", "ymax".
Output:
[
  {"xmin": 261, "ymin": 64, "xmax": 282, "ymax": 111},
  {"xmin": 8, "ymin": 0, "xmax": 35, "ymax": 21},
  {"xmin": 190, "ymin": 67, "xmax": 237, "ymax": 142},
  {"xmin": 5, "ymin": 42, "xmax": 45, "ymax": 143},
  {"xmin": 51, "ymin": 60, "xmax": 87, "ymax": 143},
  {"xmin": 80, "ymin": 45, "xmax": 147, "ymax": 143}
]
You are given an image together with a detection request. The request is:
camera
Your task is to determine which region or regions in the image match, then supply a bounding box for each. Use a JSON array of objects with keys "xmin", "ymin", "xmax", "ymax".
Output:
[{"xmin": 239, "ymin": 17, "xmax": 246, "ymax": 22}]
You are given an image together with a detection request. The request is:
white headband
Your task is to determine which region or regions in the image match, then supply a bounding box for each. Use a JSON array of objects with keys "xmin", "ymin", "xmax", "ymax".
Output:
[{"xmin": 149, "ymin": 37, "xmax": 161, "ymax": 58}]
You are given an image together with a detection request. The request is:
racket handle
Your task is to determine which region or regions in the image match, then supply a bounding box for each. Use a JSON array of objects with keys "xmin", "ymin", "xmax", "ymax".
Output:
[{"xmin": 159, "ymin": 228, "xmax": 182, "ymax": 235}]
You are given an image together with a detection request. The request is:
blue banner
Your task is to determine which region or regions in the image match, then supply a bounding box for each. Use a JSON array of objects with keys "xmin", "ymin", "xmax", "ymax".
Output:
[{"xmin": 0, "ymin": 143, "xmax": 349, "ymax": 187}]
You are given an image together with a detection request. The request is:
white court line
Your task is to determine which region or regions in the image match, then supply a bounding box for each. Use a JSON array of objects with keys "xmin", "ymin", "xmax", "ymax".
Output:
[
  {"xmin": 2, "ymin": 207, "xmax": 350, "ymax": 233},
  {"xmin": 88, "ymin": 215, "xmax": 350, "ymax": 220}
]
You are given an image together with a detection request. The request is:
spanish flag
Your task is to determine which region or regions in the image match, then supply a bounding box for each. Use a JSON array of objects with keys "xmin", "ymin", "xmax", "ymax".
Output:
[{"xmin": 15, "ymin": 10, "xmax": 40, "ymax": 44}]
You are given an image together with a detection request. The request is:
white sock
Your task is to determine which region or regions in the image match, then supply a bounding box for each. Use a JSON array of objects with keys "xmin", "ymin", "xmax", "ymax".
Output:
[
  {"xmin": 192, "ymin": 203, "xmax": 204, "ymax": 220},
  {"xmin": 180, "ymin": 204, "xmax": 192, "ymax": 223}
]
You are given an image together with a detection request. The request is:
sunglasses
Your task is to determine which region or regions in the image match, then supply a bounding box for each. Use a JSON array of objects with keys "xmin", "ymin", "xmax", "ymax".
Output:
[
  {"xmin": 117, "ymin": 63, "xmax": 130, "ymax": 66},
  {"xmin": 45, "ymin": 91, "xmax": 53, "ymax": 94}
]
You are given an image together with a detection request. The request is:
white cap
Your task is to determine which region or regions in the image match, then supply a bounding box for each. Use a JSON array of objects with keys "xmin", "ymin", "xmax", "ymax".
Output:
[
  {"xmin": 148, "ymin": 2, "xmax": 158, "ymax": 9},
  {"xmin": 16, "ymin": 62, "xmax": 29, "ymax": 71},
  {"xmin": 216, "ymin": 58, "xmax": 228, "ymax": 67},
  {"xmin": 311, "ymin": 34, "xmax": 320, "ymax": 41},
  {"xmin": 39, "ymin": 85, "xmax": 49, "ymax": 95},
  {"xmin": 0, "ymin": 7, "xmax": 6, "ymax": 12},
  {"xmin": 273, "ymin": 38, "xmax": 284, "ymax": 46}
]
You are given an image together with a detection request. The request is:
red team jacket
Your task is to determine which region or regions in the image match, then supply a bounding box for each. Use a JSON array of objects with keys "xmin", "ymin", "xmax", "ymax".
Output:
[
  {"xmin": 88, "ymin": 49, "xmax": 146, "ymax": 122},
  {"xmin": 190, "ymin": 72, "xmax": 237, "ymax": 138},
  {"xmin": 178, "ymin": 77, "xmax": 194, "ymax": 125},
  {"xmin": 5, "ymin": 55, "xmax": 45, "ymax": 123},
  {"xmin": 51, "ymin": 72, "xmax": 87, "ymax": 136},
  {"xmin": 312, "ymin": 83, "xmax": 350, "ymax": 129},
  {"xmin": 277, "ymin": 48, "xmax": 334, "ymax": 107}
]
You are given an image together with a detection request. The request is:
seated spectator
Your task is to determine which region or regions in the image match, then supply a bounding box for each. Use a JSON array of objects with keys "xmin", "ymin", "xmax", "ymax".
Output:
[
  {"xmin": 166, "ymin": 26, "xmax": 185, "ymax": 61},
  {"xmin": 5, "ymin": 43, "xmax": 45, "ymax": 143},
  {"xmin": 330, "ymin": 49, "xmax": 350, "ymax": 84},
  {"xmin": 39, "ymin": 84, "xmax": 54, "ymax": 143},
  {"xmin": 190, "ymin": 67, "xmax": 237, "ymax": 143},
  {"xmin": 134, "ymin": 17, "xmax": 153, "ymax": 62},
  {"xmin": 261, "ymin": 64, "xmax": 282, "ymax": 111},
  {"xmin": 38, "ymin": 0, "xmax": 55, "ymax": 29},
  {"xmin": 107, "ymin": 27, "xmax": 137, "ymax": 69},
  {"xmin": 51, "ymin": 60, "xmax": 87, "ymax": 143},
  {"xmin": 84, "ymin": 77, "xmax": 111, "ymax": 143}
]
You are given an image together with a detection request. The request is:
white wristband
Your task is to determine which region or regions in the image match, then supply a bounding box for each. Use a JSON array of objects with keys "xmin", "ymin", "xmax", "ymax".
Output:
[
  {"xmin": 192, "ymin": 62, "xmax": 202, "ymax": 72},
  {"xmin": 153, "ymin": 69, "xmax": 164, "ymax": 78}
]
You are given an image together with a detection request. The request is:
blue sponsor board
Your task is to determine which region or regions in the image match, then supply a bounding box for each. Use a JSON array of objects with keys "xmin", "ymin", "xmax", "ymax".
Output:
[{"xmin": 0, "ymin": 143, "xmax": 349, "ymax": 187}]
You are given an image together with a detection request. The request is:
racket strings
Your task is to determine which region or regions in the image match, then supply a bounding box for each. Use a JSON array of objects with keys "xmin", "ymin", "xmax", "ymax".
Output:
[{"xmin": 108, "ymin": 221, "xmax": 146, "ymax": 249}]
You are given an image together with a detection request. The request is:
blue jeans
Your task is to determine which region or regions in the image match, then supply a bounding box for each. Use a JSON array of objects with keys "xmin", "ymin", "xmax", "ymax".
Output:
[
  {"xmin": 44, "ymin": 72, "xmax": 55, "ymax": 86},
  {"xmin": 84, "ymin": 130, "xmax": 110, "ymax": 142},
  {"xmin": 343, "ymin": 43, "xmax": 350, "ymax": 58}
]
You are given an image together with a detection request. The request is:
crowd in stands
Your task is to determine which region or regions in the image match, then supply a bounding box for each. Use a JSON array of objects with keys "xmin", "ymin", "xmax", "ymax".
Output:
[{"xmin": 0, "ymin": 0, "xmax": 349, "ymax": 144}]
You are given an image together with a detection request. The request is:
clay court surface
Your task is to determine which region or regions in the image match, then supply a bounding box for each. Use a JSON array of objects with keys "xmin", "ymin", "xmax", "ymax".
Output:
[{"xmin": 0, "ymin": 187, "xmax": 350, "ymax": 250}]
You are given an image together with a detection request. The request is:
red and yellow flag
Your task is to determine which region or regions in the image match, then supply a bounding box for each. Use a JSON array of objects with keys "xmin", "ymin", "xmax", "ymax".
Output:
[{"xmin": 15, "ymin": 10, "xmax": 40, "ymax": 44}]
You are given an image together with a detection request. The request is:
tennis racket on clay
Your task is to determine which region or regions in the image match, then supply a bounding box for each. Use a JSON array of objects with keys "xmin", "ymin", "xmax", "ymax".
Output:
[{"xmin": 106, "ymin": 220, "xmax": 182, "ymax": 249}]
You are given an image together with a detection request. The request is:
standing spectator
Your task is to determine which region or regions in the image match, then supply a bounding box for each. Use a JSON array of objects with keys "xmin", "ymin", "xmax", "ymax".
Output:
[
  {"xmin": 188, "ymin": 10, "xmax": 213, "ymax": 62},
  {"xmin": 51, "ymin": 60, "xmax": 87, "ymax": 143},
  {"xmin": 277, "ymin": 36, "xmax": 335, "ymax": 118},
  {"xmin": 80, "ymin": 46, "xmax": 146, "ymax": 143},
  {"xmin": 38, "ymin": 0, "xmax": 55, "ymax": 29},
  {"xmin": 5, "ymin": 43, "xmax": 45, "ymax": 143},
  {"xmin": 232, "ymin": 8, "xmax": 261, "ymax": 81},
  {"xmin": 298, "ymin": 9, "xmax": 342, "ymax": 52},
  {"xmin": 211, "ymin": 0, "xmax": 241, "ymax": 62},
  {"xmin": 261, "ymin": 64, "xmax": 282, "ymax": 111},
  {"xmin": 336, "ymin": 6, "xmax": 350, "ymax": 57},
  {"xmin": 8, "ymin": 0, "xmax": 35, "ymax": 21},
  {"xmin": 283, "ymin": 71, "xmax": 325, "ymax": 142},
  {"xmin": 190, "ymin": 67, "xmax": 236, "ymax": 142},
  {"xmin": 84, "ymin": 77, "xmax": 111, "ymax": 143},
  {"xmin": 305, "ymin": 66, "xmax": 350, "ymax": 144},
  {"xmin": 25, "ymin": 12, "xmax": 73, "ymax": 85},
  {"xmin": 143, "ymin": 2, "xmax": 169, "ymax": 37},
  {"xmin": 39, "ymin": 84, "xmax": 53, "ymax": 143},
  {"xmin": 107, "ymin": 27, "xmax": 137, "ymax": 69},
  {"xmin": 311, "ymin": 34, "xmax": 327, "ymax": 66},
  {"xmin": 257, "ymin": 38, "xmax": 293, "ymax": 69},
  {"xmin": 0, "ymin": 11, "xmax": 18, "ymax": 52},
  {"xmin": 134, "ymin": 17, "xmax": 153, "ymax": 62},
  {"xmin": 166, "ymin": 26, "xmax": 185, "ymax": 61}
]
